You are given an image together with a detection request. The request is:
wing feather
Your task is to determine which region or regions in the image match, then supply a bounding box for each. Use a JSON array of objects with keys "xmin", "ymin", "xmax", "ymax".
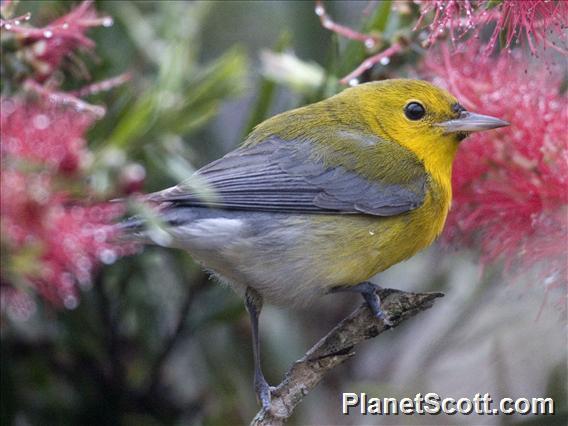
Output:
[{"xmin": 146, "ymin": 136, "xmax": 426, "ymax": 216}]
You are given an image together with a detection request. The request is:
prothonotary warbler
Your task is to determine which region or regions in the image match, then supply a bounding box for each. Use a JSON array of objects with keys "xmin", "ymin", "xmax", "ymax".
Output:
[{"xmin": 123, "ymin": 79, "xmax": 509, "ymax": 408}]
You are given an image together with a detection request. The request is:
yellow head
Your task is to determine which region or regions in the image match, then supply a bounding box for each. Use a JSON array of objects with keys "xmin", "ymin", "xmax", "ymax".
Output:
[{"xmin": 342, "ymin": 78, "xmax": 508, "ymax": 184}]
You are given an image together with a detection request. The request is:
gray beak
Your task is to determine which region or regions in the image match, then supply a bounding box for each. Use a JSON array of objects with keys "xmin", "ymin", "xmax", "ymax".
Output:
[{"xmin": 437, "ymin": 111, "xmax": 510, "ymax": 133}]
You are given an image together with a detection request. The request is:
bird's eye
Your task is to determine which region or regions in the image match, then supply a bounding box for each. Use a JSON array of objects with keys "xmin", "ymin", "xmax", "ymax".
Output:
[{"xmin": 404, "ymin": 102, "xmax": 426, "ymax": 120}]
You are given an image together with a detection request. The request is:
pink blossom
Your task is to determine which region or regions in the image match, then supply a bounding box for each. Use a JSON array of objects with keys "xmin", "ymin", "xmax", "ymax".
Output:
[
  {"xmin": 0, "ymin": 0, "xmax": 112, "ymax": 80},
  {"xmin": 0, "ymin": 98, "xmax": 133, "ymax": 309},
  {"xmin": 415, "ymin": 0, "xmax": 567, "ymax": 54},
  {"xmin": 1, "ymin": 96, "xmax": 95, "ymax": 173},
  {"xmin": 414, "ymin": 0, "xmax": 476, "ymax": 46},
  {"xmin": 423, "ymin": 45, "xmax": 567, "ymax": 306},
  {"xmin": 487, "ymin": 0, "xmax": 567, "ymax": 54}
]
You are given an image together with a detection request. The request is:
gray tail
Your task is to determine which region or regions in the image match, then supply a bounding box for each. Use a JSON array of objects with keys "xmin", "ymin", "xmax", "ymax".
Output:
[{"xmin": 117, "ymin": 216, "xmax": 146, "ymax": 233}]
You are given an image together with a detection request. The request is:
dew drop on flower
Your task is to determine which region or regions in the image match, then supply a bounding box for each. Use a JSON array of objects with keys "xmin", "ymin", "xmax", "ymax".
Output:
[
  {"xmin": 77, "ymin": 256, "xmax": 92, "ymax": 273},
  {"xmin": 32, "ymin": 114, "xmax": 50, "ymax": 130},
  {"xmin": 3, "ymin": 292, "xmax": 36, "ymax": 321},
  {"xmin": 62, "ymin": 22, "xmax": 69, "ymax": 29},
  {"xmin": 43, "ymin": 30, "xmax": 53, "ymax": 39},
  {"xmin": 33, "ymin": 40, "xmax": 47, "ymax": 55},
  {"xmin": 1, "ymin": 99, "xmax": 17, "ymax": 115},
  {"xmin": 99, "ymin": 249, "xmax": 117, "ymax": 265},
  {"xmin": 102, "ymin": 17, "xmax": 113, "ymax": 27},
  {"xmin": 364, "ymin": 38, "xmax": 376, "ymax": 49},
  {"xmin": 94, "ymin": 228, "xmax": 107, "ymax": 243},
  {"xmin": 4, "ymin": 23, "xmax": 12, "ymax": 30},
  {"xmin": 348, "ymin": 78, "xmax": 359, "ymax": 86},
  {"xmin": 314, "ymin": 4, "xmax": 324, "ymax": 16},
  {"xmin": 379, "ymin": 56, "xmax": 390, "ymax": 66},
  {"xmin": 63, "ymin": 294, "xmax": 79, "ymax": 310}
]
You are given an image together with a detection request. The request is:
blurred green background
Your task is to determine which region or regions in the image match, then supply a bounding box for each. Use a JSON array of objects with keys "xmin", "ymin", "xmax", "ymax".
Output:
[{"xmin": 1, "ymin": 1, "xmax": 566, "ymax": 425}]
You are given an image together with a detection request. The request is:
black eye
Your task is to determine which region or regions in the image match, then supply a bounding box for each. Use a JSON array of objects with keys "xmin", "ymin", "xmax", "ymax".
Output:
[{"xmin": 404, "ymin": 102, "xmax": 426, "ymax": 120}]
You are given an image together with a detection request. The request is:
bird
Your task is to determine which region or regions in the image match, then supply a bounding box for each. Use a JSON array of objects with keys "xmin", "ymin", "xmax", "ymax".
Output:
[{"xmin": 122, "ymin": 79, "xmax": 509, "ymax": 409}]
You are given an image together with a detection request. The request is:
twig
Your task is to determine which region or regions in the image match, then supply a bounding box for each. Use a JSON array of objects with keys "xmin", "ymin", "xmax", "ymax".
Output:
[
  {"xmin": 71, "ymin": 72, "xmax": 132, "ymax": 97},
  {"xmin": 250, "ymin": 288, "xmax": 444, "ymax": 426},
  {"xmin": 315, "ymin": 0, "xmax": 379, "ymax": 48},
  {"xmin": 340, "ymin": 42, "xmax": 403, "ymax": 85},
  {"xmin": 24, "ymin": 79, "xmax": 106, "ymax": 118}
]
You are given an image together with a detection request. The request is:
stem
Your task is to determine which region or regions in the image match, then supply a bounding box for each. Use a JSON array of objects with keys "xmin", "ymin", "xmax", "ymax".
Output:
[{"xmin": 250, "ymin": 288, "xmax": 443, "ymax": 425}]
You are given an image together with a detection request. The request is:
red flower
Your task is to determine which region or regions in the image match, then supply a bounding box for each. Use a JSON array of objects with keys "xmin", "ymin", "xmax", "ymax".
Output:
[
  {"xmin": 0, "ymin": 0, "xmax": 113, "ymax": 80},
  {"xmin": 423, "ymin": 45, "xmax": 567, "ymax": 307},
  {"xmin": 414, "ymin": 0, "xmax": 476, "ymax": 47},
  {"xmin": 0, "ymin": 98, "xmax": 133, "ymax": 310},
  {"xmin": 415, "ymin": 0, "xmax": 567, "ymax": 54},
  {"xmin": 1, "ymin": 95, "xmax": 95, "ymax": 174},
  {"xmin": 487, "ymin": 0, "xmax": 567, "ymax": 54}
]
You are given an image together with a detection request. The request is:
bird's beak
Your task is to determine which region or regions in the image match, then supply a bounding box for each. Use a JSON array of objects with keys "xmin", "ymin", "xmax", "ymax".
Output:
[{"xmin": 436, "ymin": 111, "xmax": 510, "ymax": 133}]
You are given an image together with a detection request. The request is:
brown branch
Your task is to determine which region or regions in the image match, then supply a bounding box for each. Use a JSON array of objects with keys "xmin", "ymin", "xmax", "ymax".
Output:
[
  {"xmin": 250, "ymin": 288, "xmax": 444, "ymax": 426},
  {"xmin": 314, "ymin": 0, "xmax": 379, "ymax": 47},
  {"xmin": 340, "ymin": 42, "xmax": 404, "ymax": 85}
]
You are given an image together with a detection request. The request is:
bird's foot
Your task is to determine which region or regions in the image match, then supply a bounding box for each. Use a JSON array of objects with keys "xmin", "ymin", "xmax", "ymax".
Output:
[
  {"xmin": 361, "ymin": 287, "xmax": 394, "ymax": 326},
  {"xmin": 255, "ymin": 372, "xmax": 272, "ymax": 410},
  {"xmin": 331, "ymin": 282, "xmax": 393, "ymax": 326}
]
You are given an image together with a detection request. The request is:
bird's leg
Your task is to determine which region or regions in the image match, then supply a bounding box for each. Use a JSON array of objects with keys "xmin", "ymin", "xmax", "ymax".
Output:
[
  {"xmin": 330, "ymin": 281, "xmax": 393, "ymax": 326},
  {"xmin": 244, "ymin": 287, "xmax": 271, "ymax": 410}
]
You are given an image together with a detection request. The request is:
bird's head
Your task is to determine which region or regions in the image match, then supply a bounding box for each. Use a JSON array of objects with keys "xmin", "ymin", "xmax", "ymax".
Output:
[{"xmin": 348, "ymin": 79, "xmax": 509, "ymax": 172}]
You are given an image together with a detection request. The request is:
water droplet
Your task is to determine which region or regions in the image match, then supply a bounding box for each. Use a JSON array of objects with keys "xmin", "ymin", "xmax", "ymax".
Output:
[
  {"xmin": 379, "ymin": 56, "xmax": 390, "ymax": 66},
  {"xmin": 62, "ymin": 22, "xmax": 69, "ymax": 29},
  {"xmin": 102, "ymin": 17, "xmax": 113, "ymax": 27},
  {"xmin": 4, "ymin": 23, "xmax": 12, "ymax": 30},
  {"xmin": 77, "ymin": 256, "xmax": 92, "ymax": 272},
  {"xmin": 43, "ymin": 30, "xmax": 53, "ymax": 38},
  {"xmin": 94, "ymin": 228, "xmax": 107, "ymax": 243},
  {"xmin": 63, "ymin": 295, "xmax": 79, "ymax": 310},
  {"xmin": 32, "ymin": 114, "xmax": 50, "ymax": 130},
  {"xmin": 14, "ymin": 20, "xmax": 20, "ymax": 25},
  {"xmin": 123, "ymin": 163, "xmax": 146, "ymax": 182},
  {"xmin": 314, "ymin": 4, "xmax": 324, "ymax": 16},
  {"xmin": 23, "ymin": 12, "xmax": 31, "ymax": 21},
  {"xmin": 364, "ymin": 38, "xmax": 376, "ymax": 49},
  {"xmin": 99, "ymin": 249, "xmax": 117, "ymax": 265},
  {"xmin": 33, "ymin": 40, "xmax": 47, "ymax": 55},
  {"xmin": 348, "ymin": 78, "xmax": 359, "ymax": 87},
  {"xmin": 369, "ymin": 230, "xmax": 375, "ymax": 236}
]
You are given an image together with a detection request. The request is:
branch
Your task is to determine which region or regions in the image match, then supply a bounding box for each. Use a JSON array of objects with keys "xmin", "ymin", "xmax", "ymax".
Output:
[
  {"xmin": 251, "ymin": 288, "xmax": 444, "ymax": 426},
  {"xmin": 339, "ymin": 42, "xmax": 403, "ymax": 85},
  {"xmin": 314, "ymin": 0, "xmax": 379, "ymax": 47}
]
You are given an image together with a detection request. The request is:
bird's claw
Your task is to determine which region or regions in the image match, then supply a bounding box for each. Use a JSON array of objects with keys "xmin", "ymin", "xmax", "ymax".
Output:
[
  {"xmin": 255, "ymin": 374, "xmax": 272, "ymax": 410},
  {"xmin": 374, "ymin": 309, "xmax": 394, "ymax": 327},
  {"xmin": 360, "ymin": 285, "xmax": 393, "ymax": 326}
]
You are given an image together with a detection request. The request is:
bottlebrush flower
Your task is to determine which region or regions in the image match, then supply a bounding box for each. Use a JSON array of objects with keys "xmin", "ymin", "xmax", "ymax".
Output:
[
  {"xmin": 487, "ymin": 0, "xmax": 567, "ymax": 54},
  {"xmin": 0, "ymin": 0, "xmax": 113, "ymax": 80},
  {"xmin": 423, "ymin": 45, "xmax": 567, "ymax": 308},
  {"xmin": 1, "ymin": 94, "xmax": 95, "ymax": 174},
  {"xmin": 415, "ymin": 0, "xmax": 567, "ymax": 54},
  {"xmin": 414, "ymin": 0, "xmax": 476, "ymax": 47},
  {"xmin": 0, "ymin": 97, "xmax": 132, "ymax": 311}
]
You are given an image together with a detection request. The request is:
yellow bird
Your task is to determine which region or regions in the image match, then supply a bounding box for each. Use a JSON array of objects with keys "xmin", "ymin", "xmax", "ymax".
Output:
[{"xmin": 126, "ymin": 79, "xmax": 509, "ymax": 408}]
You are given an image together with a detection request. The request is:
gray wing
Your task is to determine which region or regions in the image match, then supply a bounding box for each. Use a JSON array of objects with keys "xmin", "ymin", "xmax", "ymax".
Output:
[{"xmin": 146, "ymin": 137, "xmax": 427, "ymax": 216}]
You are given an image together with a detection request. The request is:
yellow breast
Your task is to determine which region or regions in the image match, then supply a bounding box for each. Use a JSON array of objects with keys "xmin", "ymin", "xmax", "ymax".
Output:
[{"xmin": 298, "ymin": 175, "xmax": 452, "ymax": 288}]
